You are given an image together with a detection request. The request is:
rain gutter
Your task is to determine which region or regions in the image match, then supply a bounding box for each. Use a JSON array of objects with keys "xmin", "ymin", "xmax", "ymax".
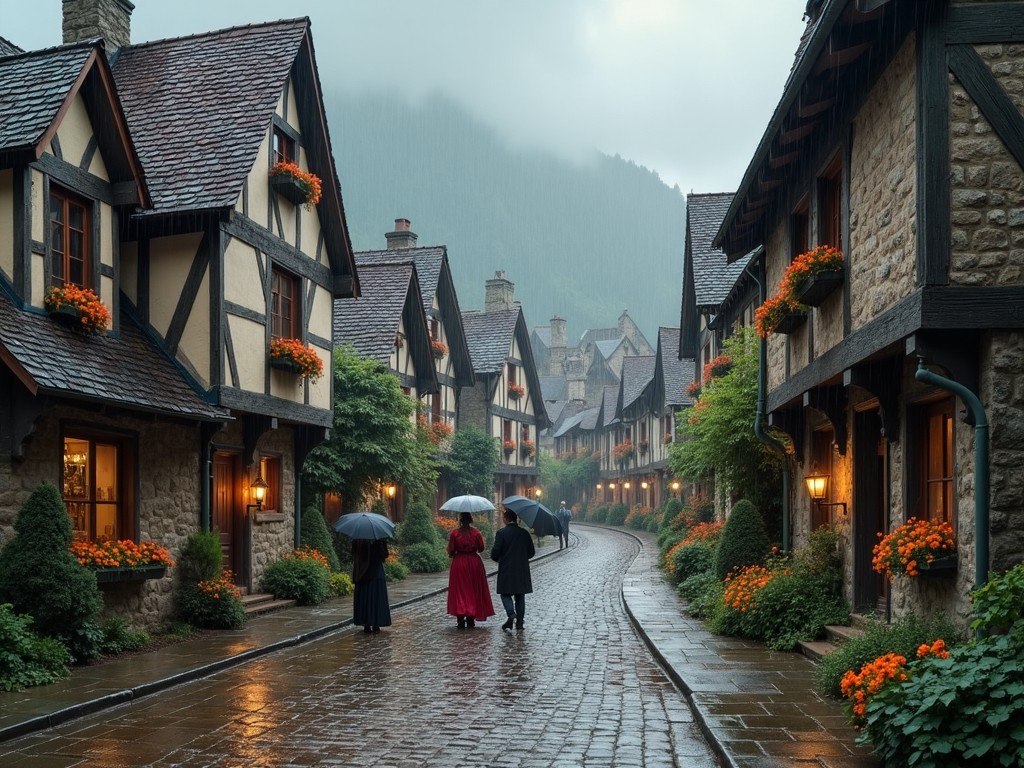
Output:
[
  {"xmin": 744, "ymin": 249, "xmax": 791, "ymax": 551},
  {"xmin": 914, "ymin": 359, "xmax": 989, "ymax": 589}
]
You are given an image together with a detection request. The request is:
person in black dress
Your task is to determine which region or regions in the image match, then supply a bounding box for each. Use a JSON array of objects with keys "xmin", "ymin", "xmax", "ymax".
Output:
[{"xmin": 352, "ymin": 538, "xmax": 391, "ymax": 633}]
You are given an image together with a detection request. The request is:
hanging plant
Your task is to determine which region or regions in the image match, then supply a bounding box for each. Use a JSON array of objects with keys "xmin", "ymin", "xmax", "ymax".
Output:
[
  {"xmin": 269, "ymin": 161, "xmax": 322, "ymax": 210},
  {"xmin": 269, "ymin": 337, "xmax": 324, "ymax": 381},
  {"xmin": 778, "ymin": 245, "xmax": 844, "ymax": 300},
  {"xmin": 431, "ymin": 339, "xmax": 448, "ymax": 359},
  {"xmin": 872, "ymin": 517, "xmax": 956, "ymax": 580},
  {"xmin": 754, "ymin": 293, "xmax": 804, "ymax": 338},
  {"xmin": 502, "ymin": 439, "xmax": 516, "ymax": 455},
  {"xmin": 44, "ymin": 285, "xmax": 110, "ymax": 334},
  {"xmin": 508, "ymin": 383, "xmax": 525, "ymax": 400}
]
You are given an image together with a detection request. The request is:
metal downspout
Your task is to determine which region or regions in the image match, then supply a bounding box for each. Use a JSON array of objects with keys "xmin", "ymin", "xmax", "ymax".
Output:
[
  {"xmin": 914, "ymin": 359, "xmax": 990, "ymax": 589},
  {"xmin": 200, "ymin": 439, "xmax": 211, "ymax": 532},
  {"xmin": 744, "ymin": 251, "xmax": 791, "ymax": 551}
]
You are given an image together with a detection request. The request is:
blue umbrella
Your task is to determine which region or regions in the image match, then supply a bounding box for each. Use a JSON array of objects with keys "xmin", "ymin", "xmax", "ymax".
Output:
[
  {"xmin": 332, "ymin": 511, "xmax": 396, "ymax": 541},
  {"xmin": 501, "ymin": 495, "xmax": 562, "ymax": 537}
]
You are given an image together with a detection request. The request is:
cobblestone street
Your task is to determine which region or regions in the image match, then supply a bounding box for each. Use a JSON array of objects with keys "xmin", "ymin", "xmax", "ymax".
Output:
[{"xmin": 1, "ymin": 527, "xmax": 718, "ymax": 767}]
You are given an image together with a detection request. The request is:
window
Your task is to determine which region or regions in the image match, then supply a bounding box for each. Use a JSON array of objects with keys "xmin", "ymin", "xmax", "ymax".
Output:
[
  {"xmin": 271, "ymin": 267, "xmax": 298, "ymax": 339},
  {"xmin": 503, "ymin": 419, "xmax": 513, "ymax": 443},
  {"xmin": 258, "ymin": 455, "xmax": 281, "ymax": 511},
  {"xmin": 430, "ymin": 319, "xmax": 439, "ymax": 341},
  {"xmin": 506, "ymin": 362, "xmax": 517, "ymax": 386},
  {"xmin": 912, "ymin": 399, "xmax": 955, "ymax": 524},
  {"xmin": 272, "ymin": 127, "xmax": 294, "ymax": 166},
  {"xmin": 50, "ymin": 186, "xmax": 90, "ymax": 288},
  {"xmin": 791, "ymin": 199, "xmax": 809, "ymax": 259},
  {"xmin": 63, "ymin": 432, "xmax": 134, "ymax": 542},
  {"xmin": 431, "ymin": 391, "xmax": 442, "ymax": 422},
  {"xmin": 818, "ymin": 157, "xmax": 842, "ymax": 250}
]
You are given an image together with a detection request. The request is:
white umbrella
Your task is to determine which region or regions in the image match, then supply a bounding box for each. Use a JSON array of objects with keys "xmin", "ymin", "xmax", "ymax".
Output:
[{"xmin": 439, "ymin": 495, "xmax": 497, "ymax": 515}]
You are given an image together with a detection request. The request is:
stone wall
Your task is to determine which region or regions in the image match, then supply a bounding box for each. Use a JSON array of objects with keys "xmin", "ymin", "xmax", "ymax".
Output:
[
  {"xmin": 848, "ymin": 36, "xmax": 918, "ymax": 334},
  {"xmin": 764, "ymin": 224, "xmax": 789, "ymax": 392},
  {"xmin": 949, "ymin": 45, "xmax": 1024, "ymax": 287}
]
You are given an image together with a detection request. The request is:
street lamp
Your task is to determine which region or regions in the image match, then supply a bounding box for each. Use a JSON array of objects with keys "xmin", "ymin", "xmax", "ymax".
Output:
[{"xmin": 248, "ymin": 473, "xmax": 269, "ymax": 513}]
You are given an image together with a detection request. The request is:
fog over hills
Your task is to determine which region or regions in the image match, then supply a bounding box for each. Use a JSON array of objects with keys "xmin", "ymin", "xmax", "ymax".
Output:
[{"xmin": 327, "ymin": 91, "xmax": 686, "ymax": 344}]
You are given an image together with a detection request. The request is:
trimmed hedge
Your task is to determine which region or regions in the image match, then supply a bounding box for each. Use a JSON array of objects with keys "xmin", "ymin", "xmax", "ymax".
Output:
[{"xmin": 714, "ymin": 499, "xmax": 769, "ymax": 580}]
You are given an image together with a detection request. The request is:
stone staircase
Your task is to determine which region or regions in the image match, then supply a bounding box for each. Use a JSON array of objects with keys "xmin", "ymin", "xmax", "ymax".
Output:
[
  {"xmin": 798, "ymin": 613, "xmax": 870, "ymax": 662},
  {"xmin": 240, "ymin": 591, "xmax": 297, "ymax": 617}
]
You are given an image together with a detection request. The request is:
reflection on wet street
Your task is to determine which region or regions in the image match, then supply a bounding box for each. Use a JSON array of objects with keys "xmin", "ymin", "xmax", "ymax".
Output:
[{"xmin": 2, "ymin": 527, "xmax": 717, "ymax": 767}]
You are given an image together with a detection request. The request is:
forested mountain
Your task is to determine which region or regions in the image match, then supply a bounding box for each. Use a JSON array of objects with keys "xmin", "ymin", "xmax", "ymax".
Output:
[{"xmin": 325, "ymin": 91, "xmax": 687, "ymax": 344}]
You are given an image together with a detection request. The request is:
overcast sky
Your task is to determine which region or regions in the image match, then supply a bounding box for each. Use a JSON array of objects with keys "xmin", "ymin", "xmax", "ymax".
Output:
[{"xmin": 3, "ymin": 0, "xmax": 809, "ymax": 195}]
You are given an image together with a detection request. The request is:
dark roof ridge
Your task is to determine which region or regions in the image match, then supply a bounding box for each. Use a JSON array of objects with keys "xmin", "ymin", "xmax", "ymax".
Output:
[
  {"xmin": 122, "ymin": 17, "xmax": 308, "ymax": 53},
  {"xmin": 0, "ymin": 37, "xmax": 99, "ymax": 61}
]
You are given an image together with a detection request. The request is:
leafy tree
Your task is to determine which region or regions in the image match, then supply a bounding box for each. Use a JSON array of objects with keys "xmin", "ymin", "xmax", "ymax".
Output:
[
  {"xmin": 446, "ymin": 426, "xmax": 498, "ymax": 497},
  {"xmin": 303, "ymin": 346, "xmax": 437, "ymax": 507},
  {"xmin": 539, "ymin": 448, "xmax": 600, "ymax": 505},
  {"xmin": 668, "ymin": 328, "xmax": 784, "ymax": 527}
]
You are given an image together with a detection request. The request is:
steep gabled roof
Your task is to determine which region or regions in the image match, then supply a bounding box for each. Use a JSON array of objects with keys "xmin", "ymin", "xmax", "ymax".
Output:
[
  {"xmin": 689, "ymin": 193, "xmax": 754, "ymax": 308},
  {"xmin": 618, "ymin": 355, "xmax": 656, "ymax": 416},
  {"xmin": 594, "ymin": 337, "xmax": 626, "ymax": 361},
  {"xmin": 579, "ymin": 405, "xmax": 601, "ymax": 431},
  {"xmin": 0, "ymin": 36, "xmax": 23, "ymax": 57},
  {"xmin": 600, "ymin": 384, "xmax": 619, "ymax": 428},
  {"xmin": 540, "ymin": 375, "xmax": 568, "ymax": 401},
  {"xmin": 657, "ymin": 327, "xmax": 694, "ymax": 409},
  {"xmin": 0, "ymin": 293, "xmax": 228, "ymax": 422},
  {"xmin": 552, "ymin": 404, "xmax": 587, "ymax": 439},
  {"xmin": 333, "ymin": 261, "xmax": 435, "ymax": 393},
  {"xmin": 0, "ymin": 42, "xmax": 147, "ymax": 201}
]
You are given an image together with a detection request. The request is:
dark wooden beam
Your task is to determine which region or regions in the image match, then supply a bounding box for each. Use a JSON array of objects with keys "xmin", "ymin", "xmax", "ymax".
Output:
[
  {"xmin": 905, "ymin": 331, "xmax": 980, "ymax": 425},
  {"xmin": 804, "ymin": 385, "xmax": 848, "ymax": 455},
  {"xmin": 946, "ymin": 4, "xmax": 1024, "ymax": 44},
  {"xmin": 813, "ymin": 42, "xmax": 870, "ymax": 74},
  {"xmin": 844, "ymin": 358, "xmax": 901, "ymax": 442},
  {"xmin": 217, "ymin": 386, "xmax": 333, "ymax": 428}
]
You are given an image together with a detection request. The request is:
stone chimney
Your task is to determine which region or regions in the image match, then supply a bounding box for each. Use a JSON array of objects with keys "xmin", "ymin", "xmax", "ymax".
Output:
[
  {"xmin": 63, "ymin": 0, "xmax": 134, "ymax": 48},
  {"xmin": 385, "ymin": 218, "xmax": 418, "ymax": 250},
  {"xmin": 549, "ymin": 315, "xmax": 568, "ymax": 375},
  {"xmin": 550, "ymin": 315, "xmax": 567, "ymax": 349},
  {"xmin": 485, "ymin": 270, "xmax": 515, "ymax": 312}
]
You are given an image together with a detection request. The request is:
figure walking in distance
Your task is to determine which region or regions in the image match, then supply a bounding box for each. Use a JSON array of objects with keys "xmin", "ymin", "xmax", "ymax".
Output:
[
  {"xmin": 491, "ymin": 508, "xmax": 535, "ymax": 631},
  {"xmin": 446, "ymin": 512, "xmax": 496, "ymax": 628},
  {"xmin": 556, "ymin": 500, "xmax": 572, "ymax": 549},
  {"xmin": 352, "ymin": 538, "xmax": 391, "ymax": 633}
]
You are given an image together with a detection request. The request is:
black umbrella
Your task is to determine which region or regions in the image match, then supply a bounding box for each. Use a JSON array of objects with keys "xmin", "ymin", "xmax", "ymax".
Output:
[
  {"xmin": 332, "ymin": 511, "xmax": 396, "ymax": 540},
  {"xmin": 501, "ymin": 495, "xmax": 562, "ymax": 537}
]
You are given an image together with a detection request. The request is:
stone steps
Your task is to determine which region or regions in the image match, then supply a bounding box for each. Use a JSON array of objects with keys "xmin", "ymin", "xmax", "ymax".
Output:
[
  {"xmin": 797, "ymin": 614, "xmax": 869, "ymax": 663},
  {"xmin": 241, "ymin": 592, "xmax": 297, "ymax": 617}
]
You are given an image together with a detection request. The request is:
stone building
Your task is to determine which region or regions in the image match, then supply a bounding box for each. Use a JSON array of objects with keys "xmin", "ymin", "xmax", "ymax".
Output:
[
  {"xmin": 0, "ymin": 1, "xmax": 357, "ymax": 628},
  {"xmin": 715, "ymin": 0, "xmax": 1024, "ymax": 627}
]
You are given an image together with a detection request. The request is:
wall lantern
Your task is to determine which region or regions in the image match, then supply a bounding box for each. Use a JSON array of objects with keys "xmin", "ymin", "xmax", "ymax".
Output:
[
  {"xmin": 386, "ymin": 484, "xmax": 397, "ymax": 499},
  {"xmin": 804, "ymin": 474, "xmax": 847, "ymax": 516},
  {"xmin": 623, "ymin": 481, "xmax": 631, "ymax": 490},
  {"xmin": 249, "ymin": 473, "xmax": 269, "ymax": 513},
  {"xmin": 534, "ymin": 488, "xmax": 543, "ymax": 499},
  {"xmin": 609, "ymin": 482, "xmax": 616, "ymax": 490},
  {"xmin": 670, "ymin": 480, "xmax": 680, "ymax": 492},
  {"xmin": 596, "ymin": 483, "xmax": 603, "ymax": 490},
  {"xmin": 641, "ymin": 481, "xmax": 648, "ymax": 490}
]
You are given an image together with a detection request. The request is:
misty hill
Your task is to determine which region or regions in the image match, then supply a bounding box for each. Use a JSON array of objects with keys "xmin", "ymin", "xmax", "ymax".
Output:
[{"xmin": 325, "ymin": 91, "xmax": 686, "ymax": 344}]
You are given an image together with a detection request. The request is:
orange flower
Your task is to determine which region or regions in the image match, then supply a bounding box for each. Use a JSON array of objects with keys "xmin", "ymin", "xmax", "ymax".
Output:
[
  {"xmin": 508, "ymin": 383, "xmax": 526, "ymax": 400},
  {"xmin": 431, "ymin": 339, "xmax": 448, "ymax": 359},
  {"xmin": 282, "ymin": 546, "xmax": 330, "ymax": 570},
  {"xmin": 778, "ymin": 245, "xmax": 844, "ymax": 298},
  {"xmin": 754, "ymin": 292, "xmax": 802, "ymax": 338},
  {"xmin": 44, "ymin": 285, "xmax": 111, "ymax": 334},
  {"xmin": 269, "ymin": 337, "xmax": 324, "ymax": 381},
  {"xmin": 872, "ymin": 517, "xmax": 956, "ymax": 580},
  {"xmin": 269, "ymin": 161, "xmax": 322, "ymax": 209},
  {"xmin": 70, "ymin": 539, "xmax": 174, "ymax": 568},
  {"xmin": 682, "ymin": 521, "xmax": 725, "ymax": 546},
  {"xmin": 841, "ymin": 652, "xmax": 908, "ymax": 726}
]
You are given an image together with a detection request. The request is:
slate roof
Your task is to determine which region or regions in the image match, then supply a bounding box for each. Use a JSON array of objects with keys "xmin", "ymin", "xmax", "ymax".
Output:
[
  {"xmin": 579, "ymin": 405, "xmax": 601, "ymax": 431},
  {"xmin": 532, "ymin": 326, "xmax": 551, "ymax": 349},
  {"xmin": 689, "ymin": 193, "xmax": 754, "ymax": 308},
  {"xmin": 0, "ymin": 43, "xmax": 95, "ymax": 152},
  {"xmin": 552, "ymin": 409, "xmax": 586, "ymax": 439},
  {"xmin": 546, "ymin": 399, "xmax": 567, "ymax": 426},
  {"xmin": 658, "ymin": 327, "xmax": 693, "ymax": 408},
  {"xmin": 620, "ymin": 355, "xmax": 656, "ymax": 412},
  {"xmin": 594, "ymin": 338, "xmax": 624, "ymax": 360},
  {"xmin": 0, "ymin": 293, "xmax": 228, "ymax": 421},
  {"xmin": 461, "ymin": 308, "xmax": 519, "ymax": 374},
  {"xmin": 111, "ymin": 20, "xmax": 308, "ymax": 214},
  {"xmin": 333, "ymin": 262, "xmax": 414, "ymax": 364},
  {"xmin": 540, "ymin": 375, "xmax": 568, "ymax": 401},
  {"xmin": 0, "ymin": 36, "xmax": 23, "ymax": 57},
  {"xmin": 355, "ymin": 246, "xmax": 445, "ymax": 315},
  {"xmin": 601, "ymin": 385, "xmax": 619, "ymax": 428}
]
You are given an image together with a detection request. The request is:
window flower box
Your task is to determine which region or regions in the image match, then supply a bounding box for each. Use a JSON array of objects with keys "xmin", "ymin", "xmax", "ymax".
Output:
[
  {"xmin": 520, "ymin": 439, "xmax": 536, "ymax": 458},
  {"xmin": 502, "ymin": 439, "xmax": 516, "ymax": 456},
  {"xmin": 637, "ymin": 439, "xmax": 649, "ymax": 456},
  {"xmin": 872, "ymin": 517, "xmax": 956, "ymax": 580},
  {"xmin": 773, "ymin": 309, "xmax": 808, "ymax": 335},
  {"xmin": 431, "ymin": 340, "xmax": 448, "ymax": 360},
  {"xmin": 508, "ymin": 383, "xmax": 525, "ymax": 400},
  {"xmin": 779, "ymin": 245, "xmax": 844, "ymax": 306},
  {"xmin": 269, "ymin": 338, "xmax": 324, "ymax": 381},
  {"xmin": 269, "ymin": 162, "xmax": 322, "ymax": 210},
  {"xmin": 917, "ymin": 554, "xmax": 958, "ymax": 577},
  {"xmin": 94, "ymin": 565, "xmax": 167, "ymax": 584},
  {"xmin": 795, "ymin": 269, "xmax": 844, "ymax": 307},
  {"xmin": 44, "ymin": 285, "xmax": 110, "ymax": 334},
  {"xmin": 755, "ymin": 293, "xmax": 802, "ymax": 338}
]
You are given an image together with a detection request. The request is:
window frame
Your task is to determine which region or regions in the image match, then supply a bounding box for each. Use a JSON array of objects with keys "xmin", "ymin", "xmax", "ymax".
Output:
[
  {"xmin": 50, "ymin": 185, "xmax": 91, "ymax": 289},
  {"xmin": 62, "ymin": 428, "xmax": 136, "ymax": 543},
  {"xmin": 270, "ymin": 266, "xmax": 300, "ymax": 340},
  {"xmin": 909, "ymin": 397, "xmax": 956, "ymax": 525},
  {"xmin": 272, "ymin": 127, "xmax": 295, "ymax": 166},
  {"xmin": 817, "ymin": 155, "xmax": 842, "ymax": 250}
]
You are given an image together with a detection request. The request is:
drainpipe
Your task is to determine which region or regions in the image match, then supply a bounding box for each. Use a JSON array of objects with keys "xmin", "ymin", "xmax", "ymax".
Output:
[
  {"xmin": 200, "ymin": 437, "xmax": 211, "ymax": 532},
  {"xmin": 745, "ymin": 251, "xmax": 791, "ymax": 551},
  {"xmin": 914, "ymin": 359, "xmax": 989, "ymax": 590}
]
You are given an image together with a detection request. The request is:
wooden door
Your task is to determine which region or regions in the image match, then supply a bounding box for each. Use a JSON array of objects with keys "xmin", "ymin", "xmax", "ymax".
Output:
[
  {"xmin": 212, "ymin": 452, "xmax": 242, "ymax": 582},
  {"xmin": 853, "ymin": 412, "xmax": 888, "ymax": 615}
]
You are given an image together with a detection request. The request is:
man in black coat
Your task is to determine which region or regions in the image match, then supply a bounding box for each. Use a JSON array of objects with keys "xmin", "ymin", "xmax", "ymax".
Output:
[{"xmin": 491, "ymin": 509, "xmax": 536, "ymax": 631}]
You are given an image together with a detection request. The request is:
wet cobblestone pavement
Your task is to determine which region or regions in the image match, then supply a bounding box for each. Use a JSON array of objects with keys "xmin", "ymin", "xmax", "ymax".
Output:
[{"xmin": 1, "ymin": 527, "xmax": 718, "ymax": 767}]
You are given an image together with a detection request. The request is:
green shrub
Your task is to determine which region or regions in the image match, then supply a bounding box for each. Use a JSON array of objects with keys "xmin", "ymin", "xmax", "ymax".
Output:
[
  {"xmin": 175, "ymin": 576, "xmax": 246, "ymax": 629},
  {"xmin": 177, "ymin": 531, "xmax": 223, "ymax": 583},
  {"xmin": 99, "ymin": 617, "xmax": 151, "ymax": 656},
  {"xmin": 692, "ymin": 495, "xmax": 715, "ymax": 524},
  {"xmin": 742, "ymin": 571, "xmax": 849, "ymax": 651},
  {"xmin": 970, "ymin": 562, "xmax": 1024, "ymax": 634},
  {"xmin": 671, "ymin": 542, "xmax": 716, "ymax": 583},
  {"xmin": 300, "ymin": 503, "xmax": 341, "ymax": 572},
  {"xmin": 383, "ymin": 558, "xmax": 409, "ymax": 582},
  {"xmin": 396, "ymin": 499, "xmax": 442, "ymax": 547},
  {"xmin": 816, "ymin": 612, "xmax": 958, "ymax": 698},
  {"xmin": 657, "ymin": 526, "xmax": 684, "ymax": 550},
  {"xmin": 645, "ymin": 513, "xmax": 661, "ymax": 532},
  {"xmin": 607, "ymin": 503, "xmax": 628, "ymax": 526},
  {"xmin": 328, "ymin": 572, "xmax": 354, "ymax": 597},
  {"xmin": 682, "ymin": 574, "xmax": 724, "ymax": 621},
  {"xmin": 590, "ymin": 504, "xmax": 609, "ymax": 524},
  {"xmin": 401, "ymin": 541, "xmax": 449, "ymax": 573},
  {"xmin": 678, "ymin": 570, "xmax": 718, "ymax": 604},
  {"xmin": 861, "ymin": 632, "xmax": 1024, "ymax": 767},
  {"xmin": 262, "ymin": 557, "xmax": 330, "ymax": 605},
  {"xmin": 660, "ymin": 497, "xmax": 683, "ymax": 527},
  {"xmin": 714, "ymin": 499, "xmax": 769, "ymax": 580},
  {"xmin": 0, "ymin": 483, "xmax": 103, "ymax": 662},
  {"xmin": 0, "ymin": 603, "xmax": 72, "ymax": 691}
]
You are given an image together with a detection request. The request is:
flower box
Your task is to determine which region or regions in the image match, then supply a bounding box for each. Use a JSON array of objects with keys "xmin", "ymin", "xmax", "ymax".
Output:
[
  {"xmin": 773, "ymin": 310, "xmax": 808, "ymax": 335},
  {"xmin": 917, "ymin": 554, "xmax": 958, "ymax": 576},
  {"xmin": 94, "ymin": 565, "xmax": 167, "ymax": 584},
  {"xmin": 270, "ymin": 173, "xmax": 310, "ymax": 206},
  {"xmin": 270, "ymin": 356, "xmax": 304, "ymax": 375},
  {"xmin": 48, "ymin": 303, "xmax": 86, "ymax": 327},
  {"xmin": 795, "ymin": 269, "xmax": 844, "ymax": 307},
  {"xmin": 268, "ymin": 338, "xmax": 324, "ymax": 380},
  {"xmin": 44, "ymin": 285, "xmax": 110, "ymax": 334}
]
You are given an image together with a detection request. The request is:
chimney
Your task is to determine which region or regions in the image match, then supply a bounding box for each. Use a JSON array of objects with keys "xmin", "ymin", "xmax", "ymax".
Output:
[
  {"xmin": 485, "ymin": 270, "xmax": 515, "ymax": 312},
  {"xmin": 550, "ymin": 315, "xmax": 567, "ymax": 349},
  {"xmin": 385, "ymin": 218, "xmax": 418, "ymax": 250},
  {"xmin": 63, "ymin": 0, "xmax": 134, "ymax": 48}
]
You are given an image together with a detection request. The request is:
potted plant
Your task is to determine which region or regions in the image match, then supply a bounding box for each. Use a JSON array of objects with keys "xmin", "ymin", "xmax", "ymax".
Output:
[
  {"xmin": 508, "ymin": 383, "xmax": 525, "ymax": 400},
  {"xmin": 268, "ymin": 161, "xmax": 322, "ymax": 210},
  {"xmin": 520, "ymin": 438, "xmax": 536, "ymax": 459},
  {"xmin": 703, "ymin": 354, "xmax": 733, "ymax": 381},
  {"xmin": 755, "ymin": 292, "xmax": 806, "ymax": 337},
  {"xmin": 431, "ymin": 339, "xmax": 448, "ymax": 360},
  {"xmin": 43, "ymin": 285, "xmax": 111, "ymax": 335},
  {"xmin": 685, "ymin": 379, "xmax": 702, "ymax": 400},
  {"xmin": 872, "ymin": 517, "xmax": 957, "ymax": 580},
  {"xmin": 502, "ymin": 439, "xmax": 516, "ymax": 457},
  {"xmin": 70, "ymin": 539, "xmax": 174, "ymax": 583},
  {"xmin": 780, "ymin": 245, "xmax": 844, "ymax": 307},
  {"xmin": 269, "ymin": 337, "xmax": 324, "ymax": 381},
  {"xmin": 613, "ymin": 440, "xmax": 635, "ymax": 465}
]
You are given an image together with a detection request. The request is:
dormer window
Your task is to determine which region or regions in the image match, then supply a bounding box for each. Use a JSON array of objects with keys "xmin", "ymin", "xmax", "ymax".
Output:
[
  {"xmin": 272, "ymin": 127, "xmax": 294, "ymax": 165},
  {"xmin": 271, "ymin": 266, "xmax": 299, "ymax": 339},
  {"xmin": 50, "ymin": 186, "xmax": 90, "ymax": 288}
]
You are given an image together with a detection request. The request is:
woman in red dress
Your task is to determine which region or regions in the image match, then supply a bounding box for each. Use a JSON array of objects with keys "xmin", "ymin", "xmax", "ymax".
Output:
[{"xmin": 446, "ymin": 512, "xmax": 495, "ymax": 628}]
